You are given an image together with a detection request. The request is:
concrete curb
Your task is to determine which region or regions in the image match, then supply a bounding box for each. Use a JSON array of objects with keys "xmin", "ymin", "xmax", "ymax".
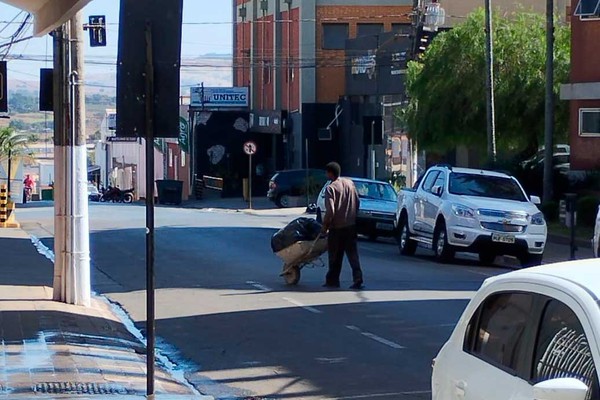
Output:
[{"xmin": 548, "ymin": 233, "xmax": 592, "ymax": 249}]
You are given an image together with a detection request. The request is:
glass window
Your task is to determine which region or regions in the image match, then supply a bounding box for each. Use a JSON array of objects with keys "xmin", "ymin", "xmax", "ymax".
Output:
[
  {"xmin": 322, "ymin": 23, "xmax": 349, "ymax": 50},
  {"xmin": 432, "ymin": 171, "xmax": 446, "ymax": 192},
  {"xmin": 449, "ymin": 172, "xmax": 527, "ymax": 202},
  {"xmin": 357, "ymin": 23, "xmax": 384, "ymax": 37},
  {"xmin": 421, "ymin": 171, "xmax": 440, "ymax": 192},
  {"xmin": 580, "ymin": 109, "xmax": 600, "ymax": 137},
  {"xmin": 353, "ymin": 181, "xmax": 397, "ymax": 202},
  {"xmin": 466, "ymin": 292, "xmax": 534, "ymax": 372},
  {"xmin": 391, "ymin": 23, "xmax": 412, "ymax": 35},
  {"xmin": 533, "ymin": 300, "xmax": 599, "ymax": 399}
]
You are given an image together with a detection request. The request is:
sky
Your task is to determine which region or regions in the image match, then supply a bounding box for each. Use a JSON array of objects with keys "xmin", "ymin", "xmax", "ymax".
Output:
[{"xmin": 0, "ymin": 0, "xmax": 233, "ymax": 87}]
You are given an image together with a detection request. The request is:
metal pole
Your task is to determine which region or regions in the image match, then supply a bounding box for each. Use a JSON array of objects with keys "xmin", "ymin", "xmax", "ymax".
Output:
[
  {"xmin": 484, "ymin": 0, "xmax": 497, "ymax": 164},
  {"xmin": 305, "ymin": 138, "xmax": 309, "ymax": 206},
  {"xmin": 144, "ymin": 21, "xmax": 156, "ymax": 398},
  {"xmin": 6, "ymin": 149, "xmax": 11, "ymax": 197},
  {"xmin": 566, "ymin": 193, "xmax": 577, "ymax": 260},
  {"xmin": 371, "ymin": 121, "xmax": 376, "ymax": 180},
  {"xmin": 248, "ymin": 151, "xmax": 252, "ymax": 206},
  {"xmin": 543, "ymin": 0, "xmax": 555, "ymax": 203}
]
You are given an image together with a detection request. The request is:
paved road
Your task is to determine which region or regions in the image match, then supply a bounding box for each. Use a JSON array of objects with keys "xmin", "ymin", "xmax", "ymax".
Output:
[{"xmin": 18, "ymin": 203, "xmax": 589, "ymax": 399}]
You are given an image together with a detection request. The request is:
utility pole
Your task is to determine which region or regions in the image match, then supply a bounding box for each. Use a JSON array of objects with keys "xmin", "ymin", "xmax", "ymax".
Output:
[
  {"xmin": 52, "ymin": 11, "xmax": 91, "ymax": 306},
  {"xmin": 144, "ymin": 21, "xmax": 156, "ymax": 397},
  {"xmin": 543, "ymin": 0, "xmax": 554, "ymax": 203},
  {"xmin": 484, "ymin": 0, "xmax": 497, "ymax": 164}
]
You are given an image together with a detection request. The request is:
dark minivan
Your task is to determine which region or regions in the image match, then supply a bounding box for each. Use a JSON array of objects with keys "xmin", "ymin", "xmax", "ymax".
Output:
[{"xmin": 267, "ymin": 169, "xmax": 327, "ymax": 208}]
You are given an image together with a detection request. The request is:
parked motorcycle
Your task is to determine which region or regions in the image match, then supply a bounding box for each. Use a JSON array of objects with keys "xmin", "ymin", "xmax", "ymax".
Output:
[{"xmin": 100, "ymin": 186, "xmax": 134, "ymax": 203}]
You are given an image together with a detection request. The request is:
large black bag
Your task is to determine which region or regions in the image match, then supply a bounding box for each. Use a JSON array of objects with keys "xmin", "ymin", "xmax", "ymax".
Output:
[{"xmin": 271, "ymin": 217, "xmax": 322, "ymax": 253}]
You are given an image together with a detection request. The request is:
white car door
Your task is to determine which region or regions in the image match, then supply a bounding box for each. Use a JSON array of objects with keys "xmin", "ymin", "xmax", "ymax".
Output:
[
  {"xmin": 414, "ymin": 170, "xmax": 440, "ymax": 233},
  {"xmin": 423, "ymin": 171, "xmax": 446, "ymax": 234}
]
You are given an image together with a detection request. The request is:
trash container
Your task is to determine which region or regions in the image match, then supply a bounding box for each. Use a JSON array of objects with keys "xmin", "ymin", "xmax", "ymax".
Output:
[
  {"xmin": 41, "ymin": 188, "xmax": 53, "ymax": 201},
  {"xmin": 156, "ymin": 180, "xmax": 183, "ymax": 205}
]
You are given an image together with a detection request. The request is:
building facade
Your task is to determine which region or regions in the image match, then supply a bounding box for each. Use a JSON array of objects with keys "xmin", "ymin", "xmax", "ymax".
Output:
[
  {"xmin": 233, "ymin": 0, "xmax": 413, "ymax": 173},
  {"xmin": 560, "ymin": 0, "xmax": 600, "ymax": 170}
]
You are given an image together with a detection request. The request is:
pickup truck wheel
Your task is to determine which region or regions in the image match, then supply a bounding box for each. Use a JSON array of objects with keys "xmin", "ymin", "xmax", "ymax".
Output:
[
  {"xmin": 433, "ymin": 222, "xmax": 455, "ymax": 263},
  {"xmin": 276, "ymin": 194, "xmax": 290, "ymax": 208},
  {"xmin": 397, "ymin": 217, "xmax": 417, "ymax": 256},
  {"xmin": 478, "ymin": 252, "xmax": 496, "ymax": 265},
  {"xmin": 519, "ymin": 253, "xmax": 543, "ymax": 268}
]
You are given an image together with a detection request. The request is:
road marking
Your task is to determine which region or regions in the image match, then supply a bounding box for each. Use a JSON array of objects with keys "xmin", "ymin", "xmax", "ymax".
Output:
[
  {"xmin": 282, "ymin": 297, "xmax": 323, "ymax": 314},
  {"xmin": 336, "ymin": 390, "xmax": 431, "ymax": 399},
  {"xmin": 345, "ymin": 325, "xmax": 404, "ymax": 349},
  {"xmin": 245, "ymin": 280, "xmax": 272, "ymax": 292}
]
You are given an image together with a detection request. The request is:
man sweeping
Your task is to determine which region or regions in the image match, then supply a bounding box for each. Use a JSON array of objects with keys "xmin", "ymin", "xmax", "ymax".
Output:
[{"xmin": 321, "ymin": 162, "xmax": 364, "ymax": 290}]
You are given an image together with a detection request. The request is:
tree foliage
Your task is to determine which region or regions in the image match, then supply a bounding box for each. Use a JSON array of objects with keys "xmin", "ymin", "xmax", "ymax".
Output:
[
  {"xmin": 0, "ymin": 127, "xmax": 31, "ymax": 159},
  {"xmin": 400, "ymin": 9, "xmax": 570, "ymax": 159}
]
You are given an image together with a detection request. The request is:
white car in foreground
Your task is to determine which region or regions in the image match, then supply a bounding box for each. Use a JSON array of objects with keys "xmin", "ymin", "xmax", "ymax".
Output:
[
  {"xmin": 593, "ymin": 206, "xmax": 600, "ymax": 258},
  {"xmin": 433, "ymin": 259, "xmax": 600, "ymax": 400}
]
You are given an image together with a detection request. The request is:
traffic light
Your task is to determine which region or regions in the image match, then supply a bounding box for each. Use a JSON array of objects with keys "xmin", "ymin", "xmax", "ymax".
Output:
[
  {"xmin": 0, "ymin": 61, "xmax": 6, "ymax": 113},
  {"xmin": 87, "ymin": 15, "xmax": 107, "ymax": 47},
  {"xmin": 416, "ymin": 27, "xmax": 436, "ymax": 57}
]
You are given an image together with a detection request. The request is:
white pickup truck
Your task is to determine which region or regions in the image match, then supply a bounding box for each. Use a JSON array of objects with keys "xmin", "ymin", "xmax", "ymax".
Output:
[{"xmin": 395, "ymin": 165, "xmax": 547, "ymax": 267}]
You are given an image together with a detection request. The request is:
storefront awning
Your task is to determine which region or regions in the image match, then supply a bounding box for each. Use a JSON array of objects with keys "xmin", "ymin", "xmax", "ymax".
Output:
[{"xmin": 0, "ymin": 0, "xmax": 92, "ymax": 36}]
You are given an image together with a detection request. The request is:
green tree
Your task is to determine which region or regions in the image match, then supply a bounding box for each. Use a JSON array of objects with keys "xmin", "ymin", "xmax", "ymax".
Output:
[
  {"xmin": 0, "ymin": 127, "xmax": 32, "ymax": 192},
  {"xmin": 400, "ymin": 9, "xmax": 570, "ymax": 160},
  {"xmin": 0, "ymin": 127, "xmax": 30, "ymax": 159}
]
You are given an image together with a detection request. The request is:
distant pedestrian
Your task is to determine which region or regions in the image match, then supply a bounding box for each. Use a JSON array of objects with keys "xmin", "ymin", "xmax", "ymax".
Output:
[{"xmin": 321, "ymin": 162, "xmax": 364, "ymax": 290}]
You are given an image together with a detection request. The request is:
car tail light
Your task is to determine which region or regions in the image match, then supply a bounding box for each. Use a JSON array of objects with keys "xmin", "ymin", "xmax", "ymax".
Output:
[{"xmin": 269, "ymin": 181, "xmax": 276, "ymax": 190}]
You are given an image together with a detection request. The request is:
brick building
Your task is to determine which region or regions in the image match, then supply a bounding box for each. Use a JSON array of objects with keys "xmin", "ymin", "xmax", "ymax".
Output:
[
  {"xmin": 233, "ymin": 0, "xmax": 413, "ymax": 172},
  {"xmin": 560, "ymin": 0, "xmax": 600, "ymax": 170}
]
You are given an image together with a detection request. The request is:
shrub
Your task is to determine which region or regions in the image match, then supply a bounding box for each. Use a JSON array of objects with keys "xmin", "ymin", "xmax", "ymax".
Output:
[{"xmin": 576, "ymin": 196, "xmax": 600, "ymax": 227}]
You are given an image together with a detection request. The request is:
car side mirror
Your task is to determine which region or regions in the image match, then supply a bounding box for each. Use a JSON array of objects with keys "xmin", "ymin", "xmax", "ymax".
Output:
[
  {"xmin": 530, "ymin": 195, "xmax": 542, "ymax": 205},
  {"xmin": 432, "ymin": 185, "xmax": 443, "ymax": 197},
  {"xmin": 533, "ymin": 378, "xmax": 588, "ymax": 400}
]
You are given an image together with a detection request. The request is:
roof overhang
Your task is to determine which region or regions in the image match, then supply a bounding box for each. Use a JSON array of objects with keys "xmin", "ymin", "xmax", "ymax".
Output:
[
  {"xmin": 1, "ymin": 0, "xmax": 93, "ymax": 36},
  {"xmin": 560, "ymin": 82, "xmax": 600, "ymax": 101}
]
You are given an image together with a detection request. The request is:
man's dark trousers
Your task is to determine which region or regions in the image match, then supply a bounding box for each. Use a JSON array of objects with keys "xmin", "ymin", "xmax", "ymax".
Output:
[{"xmin": 326, "ymin": 225, "xmax": 363, "ymax": 286}]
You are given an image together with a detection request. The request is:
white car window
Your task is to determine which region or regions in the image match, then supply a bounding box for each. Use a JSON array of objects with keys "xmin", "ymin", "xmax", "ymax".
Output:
[
  {"xmin": 533, "ymin": 300, "xmax": 598, "ymax": 399},
  {"xmin": 464, "ymin": 292, "xmax": 534, "ymax": 373}
]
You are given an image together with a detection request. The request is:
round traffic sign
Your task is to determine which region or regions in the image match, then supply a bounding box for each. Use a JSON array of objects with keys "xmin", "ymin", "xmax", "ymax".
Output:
[{"xmin": 244, "ymin": 141, "xmax": 257, "ymax": 155}]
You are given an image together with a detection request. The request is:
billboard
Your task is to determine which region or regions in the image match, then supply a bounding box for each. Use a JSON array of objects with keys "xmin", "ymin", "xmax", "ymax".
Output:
[
  {"xmin": 345, "ymin": 32, "xmax": 412, "ymax": 96},
  {"xmin": 190, "ymin": 87, "xmax": 249, "ymax": 108}
]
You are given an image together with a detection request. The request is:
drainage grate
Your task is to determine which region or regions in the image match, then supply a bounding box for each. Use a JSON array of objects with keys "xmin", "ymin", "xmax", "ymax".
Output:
[{"xmin": 34, "ymin": 382, "xmax": 129, "ymax": 395}]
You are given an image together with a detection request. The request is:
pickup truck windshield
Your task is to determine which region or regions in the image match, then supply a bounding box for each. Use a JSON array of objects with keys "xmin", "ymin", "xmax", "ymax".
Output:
[
  {"xmin": 353, "ymin": 181, "xmax": 398, "ymax": 202},
  {"xmin": 448, "ymin": 173, "xmax": 526, "ymax": 202}
]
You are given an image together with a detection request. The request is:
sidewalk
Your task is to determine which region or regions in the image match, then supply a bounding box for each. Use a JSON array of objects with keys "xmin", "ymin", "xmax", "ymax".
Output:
[{"xmin": 0, "ymin": 228, "xmax": 204, "ymax": 399}]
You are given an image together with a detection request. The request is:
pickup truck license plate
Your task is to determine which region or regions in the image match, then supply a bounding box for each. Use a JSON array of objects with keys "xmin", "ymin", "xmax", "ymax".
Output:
[
  {"xmin": 492, "ymin": 233, "xmax": 516, "ymax": 244},
  {"xmin": 376, "ymin": 222, "xmax": 394, "ymax": 231}
]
